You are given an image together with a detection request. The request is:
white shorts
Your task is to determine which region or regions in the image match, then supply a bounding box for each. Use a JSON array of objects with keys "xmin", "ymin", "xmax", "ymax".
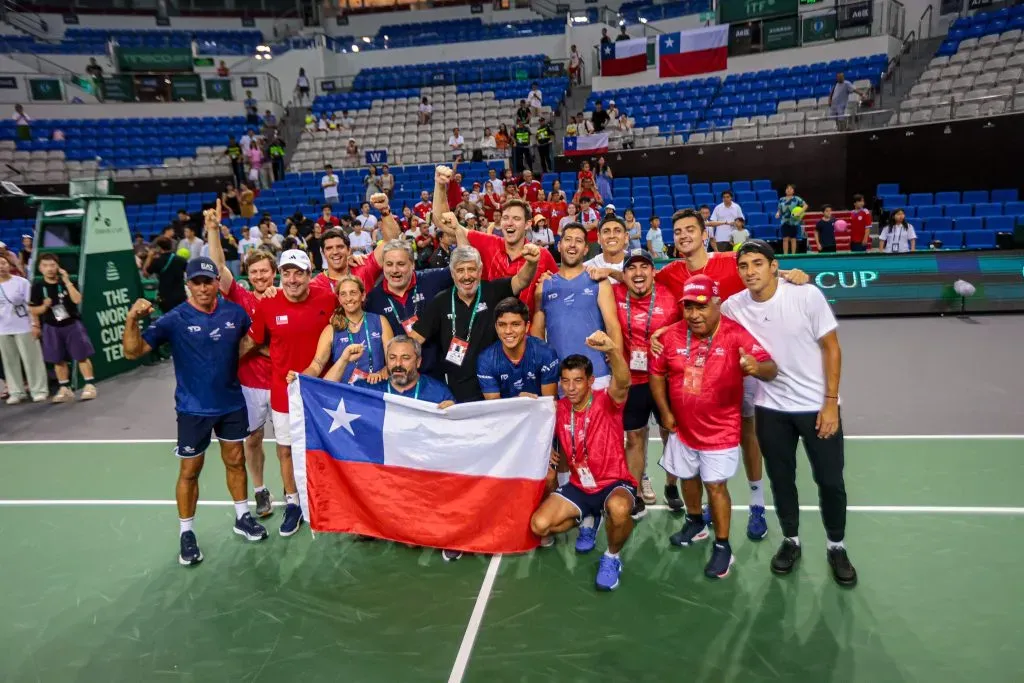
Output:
[
  {"xmin": 660, "ymin": 433, "xmax": 740, "ymax": 483},
  {"xmin": 271, "ymin": 409, "xmax": 292, "ymax": 447},
  {"xmin": 242, "ymin": 385, "xmax": 272, "ymax": 432},
  {"xmin": 557, "ymin": 374, "xmax": 611, "ymax": 398},
  {"xmin": 742, "ymin": 375, "xmax": 758, "ymax": 419}
]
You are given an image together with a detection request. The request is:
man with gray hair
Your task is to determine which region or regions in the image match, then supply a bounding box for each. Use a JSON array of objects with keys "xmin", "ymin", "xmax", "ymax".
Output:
[
  {"xmin": 364, "ymin": 239, "xmax": 453, "ymax": 380},
  {"xmin": 410, "ymin": 243, "xmax": 541, "ymax": 404},
  {"xmin": 330, "ymin": 335, "xmax": 455, "ymax": 406}
]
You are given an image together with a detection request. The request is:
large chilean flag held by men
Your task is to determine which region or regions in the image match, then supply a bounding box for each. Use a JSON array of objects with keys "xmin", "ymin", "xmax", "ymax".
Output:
[
  {"xmin": 657, "ymin": 25, "xmax": 728, "ymax": 78},
  {"xmin": 600, "ymin": 37, "xmax": 648, "ymax": 76},
  {"xmin": 288, "ymin": 377, "xmax": 555, "ymax": 554}
]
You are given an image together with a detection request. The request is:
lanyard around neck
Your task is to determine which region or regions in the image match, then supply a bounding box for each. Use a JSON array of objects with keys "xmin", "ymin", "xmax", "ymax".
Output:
[
  {"xmin": 450, "ymin": 285, "xmax": 482, "ymax": 343},
  {"xmin": 625, "ymin": 282, "xmax": 656, "ymax": 345},
  {"xmin": 569, "ymin": 394, "xmax": 593, "ymax": 468}
]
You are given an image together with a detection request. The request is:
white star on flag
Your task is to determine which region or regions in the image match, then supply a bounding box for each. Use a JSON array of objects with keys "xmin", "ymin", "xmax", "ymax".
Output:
[
  {"xmin": 323, "ymin": 397, "xmax": 361, "ymax": 435},
  {"xmin": 664, "ymin": 37, "xmax": 674, "ymax": 48},
  {"xmin": 603, "ymin": 45, "xmax": 612, "ymax": 56}
]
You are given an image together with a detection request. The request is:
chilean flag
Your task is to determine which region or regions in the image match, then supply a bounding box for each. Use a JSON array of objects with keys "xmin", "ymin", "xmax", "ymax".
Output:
[
  {"xmin": 600, "ymin": 37, "xmax": 648, "ymax": 76},
  {"xmin": 563, "ymin": 132, "xmax": 609, "ymax": 156},
  {"xmin": 288, "ymin": 377, "xmax": 555, "ymax": 554},
  {"xmin": 658, "ymin": 25, "xmax": 728, "ymax": 78}
]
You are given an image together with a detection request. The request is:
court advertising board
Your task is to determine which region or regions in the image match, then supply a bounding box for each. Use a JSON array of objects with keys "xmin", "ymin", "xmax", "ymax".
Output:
[
  {"xmin": 802, "ymin": 12, "xmax": 837, "ymax": 43},
  {"xmin": 764, "ymin": 15, "xmax": 799, "ymax": 50},
  {"xmin": 837, "ymin": 0, "xmax": 873, "ymax": 39},
  {"xmin": 720, "ymin": 0, "xmax": 799, "ymax": 24},
  {"xmin": 116, "ymin": 47, "xmax": 193, "ymax": 73}
]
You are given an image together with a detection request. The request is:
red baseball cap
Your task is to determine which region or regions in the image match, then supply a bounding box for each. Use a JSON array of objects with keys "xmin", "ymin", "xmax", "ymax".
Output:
[{"xmin": 680, "ymin": 274, "xmax": 718, "ymax": 304}]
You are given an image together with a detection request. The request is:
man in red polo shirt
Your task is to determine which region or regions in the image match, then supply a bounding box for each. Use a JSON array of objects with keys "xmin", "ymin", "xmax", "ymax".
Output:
[
  {"xmin": 652, "ymin": 208, "xmax": 807, "ymax": 540},
  {"xmin": 650, "ymin": 274, "xmax": 777, "ymax": 579},
  {"xmin": 434, "ymin": 166, "xmax": 557, "ymax": 310},
  {"xmin": 315, "ymin": 204, "xmax": 340, "ymax": 230},
  {"xmin": 518, "ymin": 169, "xmax": 542, "ymax": 202},
  {"xmin": 310, "ymin": 193, "xmax": 399, "ymax": 293},
  {"xmin": 848, "ymin": 193, "xmax": 872, "ymax": 251},
  {"xmin": 413, "ymin": 190, "xmax": 432, "ymax": 220}
]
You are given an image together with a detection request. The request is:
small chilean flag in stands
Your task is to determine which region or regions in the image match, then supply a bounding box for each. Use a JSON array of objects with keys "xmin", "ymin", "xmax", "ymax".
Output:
[
  {"xmin": 563, "ymin": 133, "xmax": 609, "ymax": 156},
  {"xmin": 600, "ymin": 37, "xmax": 648, "ymax": 76},
  {"xmin": 657, "ymin": 25, "xmax": 728, "ymax": 78}
]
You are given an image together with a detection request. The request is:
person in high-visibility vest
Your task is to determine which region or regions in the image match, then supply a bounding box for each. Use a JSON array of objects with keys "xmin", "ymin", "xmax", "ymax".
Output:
[
  {"xmin": 535, "ymin": 117, "xmax": 554, "ymax": 174},
  {"xmin": 513, "ymin": 122, "xmax": 533, "ymax": 174},
  {"xmin": 269, "ymin": 135, "xmax": 286, "ymax": 182}
]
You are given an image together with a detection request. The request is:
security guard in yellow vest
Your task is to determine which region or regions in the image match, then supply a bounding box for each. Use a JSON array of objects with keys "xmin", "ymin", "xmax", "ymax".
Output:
[
  {"xmin": 513, "ymin": 121, "xmax": 533, "ymax": 174},
  {"xmin": 269, "ymin": 135, "xmax": 286, "ymax": 181},
  {"xmin": 535, "ymin": 116, "xmax": 554, "ymax": 173}
]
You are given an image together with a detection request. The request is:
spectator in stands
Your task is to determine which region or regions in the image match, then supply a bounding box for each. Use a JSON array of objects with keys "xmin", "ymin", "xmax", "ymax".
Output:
[
  {"xmin": 345, "ymin": 138, "xmax": 359, "ymax": 166},
  {"xmin": 709, "ymin": 191, "xmax": 745, "ymax": 252},
  {"xmin": 559, "ymin": 202, "xmax": 579, "ymax": 235},
  {"xmin": 480, "ymin": 128, "xmax": 497, "ymax": 159},
  {"xmin": 262, "ymin": 110, "xmax": 278, "ymax": 137},
  {"xmin": 180, "ymin": 225, "xmax": 204, "ymax": 260},
  {"xmin": 379, "ymin": 164, "xmax": 395, "ymax": 199},
  {"xmin": 308, "ymin": 224, "xmax": 324, "ymax": 271},
  {"xmin": 222, "ymin": 182, "xmax": 242, "ymax": 217},
  {"xmin": 428, "ymin": 229, "xmax": 456, "ymax": 269},
  {"xmin": 286, "ymin": 223, "xmax": 308, "ymax": 252},
  {"xmin": 579, "ymin": 197, "xmax": 601, "ymax": 240},
  {"xmin": 646, "ymin": 215, "xmax": 667, "ymax": 258},
  {"xmin": 132, "ymin": 233, "xmax": 147, "ymax": 267},
  {"xmin": 225, "ymin": 137, "xmax": 244, "ymax": 186},
  {"xmin": 317, "ymin": 114, "xmax": 329, "ymax": 133},
  {"xmin": 238, "ymin": 227, "xmax": 262, "ymax": 266},
  {"xmin": 244, "ymin": 90, "xmax": 259, "ymax": 126},
  {"xmin": 549, "ymin": 184, "xmax": 568, "ymax": 222},
  {"xmin": 569, "ymin": 44, "xmax": 583, "ymax": 85},
  {"xmin": 595, "ymin": 156, "xmax": 614, "ymax": 202},
  {"xmin": 617, "ymin": 112, "xmax": 634, "ymax": 145},
  {"xmin": 413, "ymin": 190, "xmax": 432, "ymax": 220},
  {"xmin": 456, "ymin": 190, "xmax": 480, "ymax": 219},
  {"xmin": 578, "ymin": 111, "xmax": 595, "ymax": 134},
  {"xmin": 815, "ymin": 205, "xmax": 837, "ymax": 253},
  {"xmin": 536, "ymin": 117, "xmax": 555, "ymax": 173},
  {"xmin": 776, "ymin": 184, "xmax": 807, "ymax": 255},
  {"xmin": 729, "ymin": 216, "xmax": 750, "ymax": 249},
  {"xmin": 143, "ymin": 237, "xmax": 188, "ymax": 313},
  {"xmin": 296, "ymin": 68, "xmax": 310, "ymax": 104},
  {"xmin": 574, "ymin": 176, "xmax": 603, "ymax": 207},
  {"xmin": 607, "ymin": 101, "xmax": 620, "ymax": 124},
  {"xmin": 239, "ymin": 182, "xmax": 257, "ymax": 220},
  {"xmin": 591, "ymin": 101, "xmax": 610, "ymax": 132},
  {"xmin": 531, "ymin": 215, "xmax": 555, "ymax": 252},
  {"xmin": 217, "ymin": 60, "xmax": 229, "ymax": 77},
  {"xmin": 338, "ymin": 110, "xmax": 355, "ymax": 130},
  {"xmin": 513, "ymin": 122, "xmax": 533, "ymax": 173},
  {"xmin": 516, "ymin": 100, "xmax": 532, "ymax": 126},
  {"xmin": 269, "ymin": 134, "xmax": 286, "ymax": 181},
  {"xmin": 349, "ymin": 219, "xmax": 374, "ymax": 256},
  {"xmin": 322, "ymin": 164, "xmax": 340, "ymax": 205},
  {"xmin": 518, "ymin": 169, "xmax": 542, "ymax": 202},
  {"xmin": 495, "ymin": 124, "xmax": 511, "ymax": 156},
  {"xmin": 617, "ymin": 26, "xmax": 631, "ymax": 41},
  {"xmin": 565, "ymin": 115, "xmax": 579, "ymax": 137},
  {"xmin": 317, "ymin": 203, "xmax": 340, "ymax": 230},
  {"xmin": 86, "ymin": 58, "xmax": 103, "ymax": 79},
  {"xmin": 448, "ymin": 127, "xmax": 465, "ymax": 161},
  {"xmin": 600, "ymin": 28, "xmax": 612, "ymax": 46},
  {"xmin": 30, "ymin": 253, "xmax": 97, "ymax": 403},
  {"xmin": 363, "ymin": 164, "xmax": 382, "ymax": 202},
  {"xmin": 578, "ymin": 160, "xmax": 594, "ymax": 185},
  {"xmin": 527, "ymin": 82, "xmax": 543, "ymax": 117},
  {"xmin": 879, "ymin": 209, "xmax": 917, "ymax": 253},
  {"xmin": 13, "ymin": 104, "xmax": 31, "ymax": 141},
  {"xmin": 216, "ymin": 225, "xmax": 241, "ymax": 277},
  {"xmin": 419, "ymin": 96, "xmax": 433, "ymax": 125},
  {"xmin": 624, "ymin": 208, "xmax": 642, "ymax": 250},
  {"xmin": 828, "ymin": 72, "xmax": 867, "ymax": 130},
  {"xmin": 260, "ymin": 218, "xmax": 283, "ymax": 254},
  {"xmin": 0, "ymin": 255, "xmax": 47, "ymax": 404},
  {"xmin": 247, "ymin": 139, "xmax": 265, "ymax": 188},
  {"xmin": 849, "ymin": 194, "xmax": 872, "ymax": 251},
  {"xmin": 468, "ymin": 182, "xmax": 484, "ymax": 205},
  {"xmin": 357, "ymin": 202, "xmax": 379, "ymax": 233},
  {"xmin": 240, "ymin": 128, "xmax": 255, "ymax": 156}
]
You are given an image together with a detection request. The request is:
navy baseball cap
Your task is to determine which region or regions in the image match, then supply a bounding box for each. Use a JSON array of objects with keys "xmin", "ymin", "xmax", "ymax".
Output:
[
  {"xmin": 186, "ymin": 256, "xmax": 219, "ymax": 281},
  {"xmin": 624, "ymin": 248, "xmax": 654, "ymax": 267}
]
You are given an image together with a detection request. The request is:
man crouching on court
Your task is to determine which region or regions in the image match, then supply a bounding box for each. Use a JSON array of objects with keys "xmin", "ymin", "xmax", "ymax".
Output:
[{"xmin": 530, "ymin": 330, "xmax": 636, "ymax": 592}]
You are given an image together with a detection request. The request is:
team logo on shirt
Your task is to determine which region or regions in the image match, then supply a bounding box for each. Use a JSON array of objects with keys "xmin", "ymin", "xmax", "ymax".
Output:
[
  {"xmin": 276, "ymin": 315, "xmax": 289, "ymax": 325},
  {"xmin": 371, "ymin": 331, "xmax": 382, "ymax": 339},
  {"xmin": 714, "ymin": 347, "xmax": 724, "ymax": 356},
  {"xmin": 209, "ymin": 328, "xmax": 222, "ymax": 341},
  {"xmin": 187, "ymin": 325, "xmax": 202, "ymax": 333},
  {"xmin": 225, "ymin": 321, "xmax": 236, "ymax": 329},
  {"xmin": 475, "ymin": 302, "xmax": 488, "ymax": 313},
  {"xmin": 583, "ymin": 287, "xmax": 595, "ymax": 296}
]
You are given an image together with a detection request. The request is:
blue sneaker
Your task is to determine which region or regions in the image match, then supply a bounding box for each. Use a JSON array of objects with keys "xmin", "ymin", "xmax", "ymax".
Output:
[
  {"xmin": 233, "ymin": 512, "xmax": 269, "ymax": 541},
  {"xmin": 702, "ymin": 504, "xmax": 712, "ymax": 526},
  {"xmin": 746, "ymin": 505, "xmax": 769, "ymax": 541},
  {"xmin": 279, "ymin": 503, "xmax": 303, "ymax": 537},
  {"xmin": 670, "ymin": 518, "xmax": 710, "ymax": 547},
  {"xmin": 594, "ymin": 554, "xmax": 622, "ymax": 591},
  {"xmin": 704, "ymin": 541, "xmax": 735, "ymax": 579},
  {"xmin": 178, "ymin": 531, "xmax": 203, "ymax": 567},
  {"xmin": 575, "ymin": 514, "xmax": 602, "ymax": 554}
]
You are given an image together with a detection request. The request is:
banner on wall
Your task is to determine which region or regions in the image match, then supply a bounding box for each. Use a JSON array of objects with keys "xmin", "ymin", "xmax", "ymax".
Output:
[{"xmin": 116, "ymin": 47, "xmax": 193, "ymax": 72}]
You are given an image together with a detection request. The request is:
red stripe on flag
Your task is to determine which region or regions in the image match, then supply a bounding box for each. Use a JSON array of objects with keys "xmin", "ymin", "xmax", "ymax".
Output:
[
  {"xmin": 306, "ymin": 450, "xmax": 547, "ymax": 554},
  {"xmin": 659, "ymin": 45, "xmax": 727, "ymax": 78},
  {"xmin": 565, "ymin": 145, "xmax": 608, "ymax": 156},
  {"xmin": 602, "ymin": 52, "xmax": 647, "ymax": 77}
]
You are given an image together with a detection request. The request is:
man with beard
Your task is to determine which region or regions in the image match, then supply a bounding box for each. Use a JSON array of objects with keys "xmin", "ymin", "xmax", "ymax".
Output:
[
  {"xmin": 122, "ymin": 257, "xmax": 267, "ymax": 566},
  {"xmin": 205, "ymin": 203, "xmax": 280, "ymax": 518},
  {"xmin": 433, "ymin": 166, "xmax": 557, "ymax": 312},
  {"xmin": 610, "ymin": 249, "xmax": 682, "ymax": 510},
  {"xmin": 242, "ymin": 250, "xmax": 338, "ymax": 538},
  {"xmin": 311, "ymin": 193, "xmax": 400, "ymax": 294},
  {"xmin": 652, "ymin": 209, "xmax": 808, "ymax": 540},
  {"xmin": 322, "ymin": 335, "xmax": 454, "ymax": 406},
  {"xmin": 650, "ymin": 274, "xmax": 777, "ymax": 580}
]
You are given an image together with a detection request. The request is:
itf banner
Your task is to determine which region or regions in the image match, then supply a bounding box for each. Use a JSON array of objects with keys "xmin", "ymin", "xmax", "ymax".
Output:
[{"xmin": 289, "ymin": 377, "xmax": 555, "ymax": 554}]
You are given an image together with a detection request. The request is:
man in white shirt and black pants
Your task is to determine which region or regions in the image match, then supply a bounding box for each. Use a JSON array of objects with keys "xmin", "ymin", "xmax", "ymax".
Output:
[
  {"xmin": 708, "ymin": 191, "xmax": 744, "ymax": 252},
  {"xmin": 722, "ymin": 240, "xmax": 856, "ymax": 587}
]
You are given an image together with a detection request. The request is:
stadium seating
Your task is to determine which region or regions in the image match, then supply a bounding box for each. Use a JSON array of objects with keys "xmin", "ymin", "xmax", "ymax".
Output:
[
  {"xmin": 586, "ymin": 54, "xmax": 887, "ymax": 146},
  {"xmin": 875, "ymin": 183, "xmax": 1019, "ymax": 248},
  {"xmin": 0, "ymin": 28, "xmax": 263, "ymax": 55},
  {"xmin": 936, "ymin": 6, "xmax": 1024, "ymax": 56},
  {"xmin": 618, "ymin": 0, "xmax": 711, "ymax": 25},
  {"xmin": 326, "ymin": 14, "xmax": 565, "ymax": 52},
  {"xmin": 349, "ymin": 55, "xmax": 548, "ymax": 91}
]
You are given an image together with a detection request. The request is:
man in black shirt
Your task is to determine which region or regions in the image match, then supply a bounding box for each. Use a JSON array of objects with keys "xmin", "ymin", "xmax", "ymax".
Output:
[
  {"xmin": 142, "ymin": 236, "xmax": 188, "ymax": 313},
  {"xmin": 225, "ymin": 136, "xmax": 244, "ymax": 186},
  {"xmin": 591, "ymin": 101, "xmax": 610, "ymax": 132},
  {"xmin": 410, "ymin": 241, "xmax": 540, "ymax": 402},
  {"xmin": 815, "ymin": 205, "xmax": 837, "ymax": 253}
]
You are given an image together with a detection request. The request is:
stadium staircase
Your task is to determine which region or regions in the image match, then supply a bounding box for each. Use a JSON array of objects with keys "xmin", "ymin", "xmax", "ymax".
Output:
[
  {"xmin": 889, "ymin": 36, "xmax": 947, "ymax": 111},
  {"xmin": 0, "ymin": 0, "xmax": 53, "ymax": 41}
]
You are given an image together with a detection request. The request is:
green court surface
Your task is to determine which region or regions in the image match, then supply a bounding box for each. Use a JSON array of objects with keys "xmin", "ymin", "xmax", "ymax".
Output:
[{"xmin": 1, "ymin": 437, "xmax": 1022, "ymax": 683}]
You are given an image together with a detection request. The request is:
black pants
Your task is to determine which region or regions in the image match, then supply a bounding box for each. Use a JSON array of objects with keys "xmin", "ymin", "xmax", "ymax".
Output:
[
  {"xmin": 230, "ymin": 159, "xmax": 245, "ymax": 186},
  {"xmin": 754, "ymin": 406, "xmax": 847, "ymax": 542},
  {"xmin": 538, "ymin": 144, "xmax": 552, "ymax": 172},
  {"xmin": 513, "ymin": 146, "xmax": 532, "ymax": 173},
  {"xmin": 272, "ymin": 157, "xmax": 285, "ymax": 181}
]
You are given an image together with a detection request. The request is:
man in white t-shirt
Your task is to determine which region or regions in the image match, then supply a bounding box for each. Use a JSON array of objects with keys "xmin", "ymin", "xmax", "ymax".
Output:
[
  {"xmin": 348, "ymin": 220, "xmax": 374, "ymax": 255},
  {"xmin": 447, "ymin": 127, "xmax": 465, "ymax": 160},
  {"xmin": 583, "ymin": 215, "xmax": 627, "ymax": 275},
  {"xmin": 527, "ymin": 83, "xmax": 543, "ymax": 115},
  {"xmin": 723, "ymin": 239, "xmax": 856, "ymax": 588},
  {"xmin": 355, "ymin": 202, "xmax": 378, "ymax": 234},
  {"xmin": 321, "ymin": 164, "xmax": 339, "ymax": 205},
  {"xmin": 708, "ymin": 191, "xmax": 744, "ymax": 252}
]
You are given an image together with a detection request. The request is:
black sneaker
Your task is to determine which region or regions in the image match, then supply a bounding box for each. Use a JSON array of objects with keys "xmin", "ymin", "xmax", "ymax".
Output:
[
  {"xmin": 233, "ymin": 512, "xmax": 269, "ymax": 542},
  {"xmin": 178, "ymin": 531, "xmax": 203, "ymax": 567},
  {"xmin": 441, "ymin": 549, "xmax": 463, "ymax": 562},
  {"xmin": 770, "ymin": 538, "xmax": 802, "ymax": 575},
  {"xmin": 254, "ymin": 489, "xmax": 273, "ymax": 518},
  {"xmin": 827, "ymin": 547, "xmax": 858, "ymax": 587},
  {"xmin": 631, "ymin": 496, "xmax": 647, "ymax": 520},
  {"xmin": 664, "ymin": 483, "xmax": 684, "ymax": 512}
]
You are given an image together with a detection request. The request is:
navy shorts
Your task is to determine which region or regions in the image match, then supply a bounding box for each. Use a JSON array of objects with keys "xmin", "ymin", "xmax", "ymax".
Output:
[
  {"xmin": 781, "ymin": 224, "xmax": 800, "ymax": 239},
  {"xmin": 554, "ymin": 480, "xmax": 637, "ymax": 522},
  {"xmin": 175, "ymin": 408, "xmax": 249, "ymax": 458},
  {"xmin": 623, "ymin": 382, "xmax": 665, "ymax": 432}
]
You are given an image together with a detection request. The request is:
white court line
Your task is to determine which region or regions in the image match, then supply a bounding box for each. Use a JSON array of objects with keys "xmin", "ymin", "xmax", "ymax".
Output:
[{"xmin": 448, "ymin": 554, "xmax": 502, "ymax": 683}]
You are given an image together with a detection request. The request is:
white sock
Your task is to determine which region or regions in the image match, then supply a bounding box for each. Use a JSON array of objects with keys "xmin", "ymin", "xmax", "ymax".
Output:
[
  {"xmin": 556, "ymin": 471, "xmax": 570, "ymax": 487},
  {"xmin": 604, "ymin": 550, "xmax": 620, "ymax": 560},
  {"xmin": 826, "ymin": 540, "xmax": 845, "ymax": 550},
  {"xmin": 786, "ymin": 535, "xmax": 801, "ymax": 546},
  {"xmin": 749, "ymin": 480, "xmax": 765, "ymax": 507},
  {"xmin": 580, "ymin": 515, "xmax": 595, "ymax": 529},
  {"xmin": 234, "ymin": 500, "xmax": 249, "ymax": 519},
  {"xmin": 179, "ymin": 517, "xmax": 194, "ymax": 534},
  {"xmin": 285, "ymin": 493, "xmax": 299, "ymax": 506},
  {"xmin": 254, "ymin": 486, "xmax": 267, "ymax": 494}
]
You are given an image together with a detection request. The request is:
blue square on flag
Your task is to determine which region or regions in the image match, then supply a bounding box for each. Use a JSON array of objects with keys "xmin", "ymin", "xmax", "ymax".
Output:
[
  {"xmin": 602, "ymin": 43, "xmax": 614, "ymax": 58},
  {"xmin": 659, "ymin": 33, "xmax": 679, "ymax": 55},
  {"xmin": 300, "ymin": 378, "xmax": 386, "ymax": 464},
  {"xmin": 563, "ymin": 137, "xmax": 577, "ymax": 152}
]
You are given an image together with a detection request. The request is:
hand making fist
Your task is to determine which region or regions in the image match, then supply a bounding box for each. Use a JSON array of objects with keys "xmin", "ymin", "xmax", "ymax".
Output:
[
  {"xmin": 129, "ymin": 298, "xmax": 153, "ymax": 318},
  {"xmin": 370, "ymin": 193, "xmax": 390, "ymax": 213},
  {"xmin": 521, "ymin": 242, "xmax": 541, "ymax": 264},
  {"xmin": 585, "ymin": 330, "xmax": 617, "ymax": 354},
  {"xmin": 738, "ymin": 347, "xmax": 759, "ymax": 376},
  {"xmin": 435, "ymin": 165, "xmax": 453, "ymax": 186}
]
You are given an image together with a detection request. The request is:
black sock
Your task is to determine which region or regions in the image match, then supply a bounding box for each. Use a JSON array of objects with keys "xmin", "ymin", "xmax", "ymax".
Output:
[
  {"xmin": 58, "ymin": 380, "xmax": 70, "ymax": 387},
  {"xmin": 687, "ymin": 512, "xmax": 703, "ymax": 525},
  {"xmin": 664, "ymin": 483, "xmax": 678, "ymax": 494},
  {"xmin": 715, "ymin": 537, "xmax": 730, "ymax": 547}
]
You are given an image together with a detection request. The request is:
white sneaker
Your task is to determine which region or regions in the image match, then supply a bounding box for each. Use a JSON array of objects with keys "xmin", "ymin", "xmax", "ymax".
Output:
[
  {"xmin": 6, "ymin": 395, "xmax": 25, "ymax": 405},
  {"xmin": 51, "ymin": 386, "xmax": 74, "ymax": 403},
  {"xmin": 640, "ymin": 476, "xmax": 657, "ymax": 505},
  {"xmin": 79, "ymin": 383, "xmax": 97, "ymax": 400}
]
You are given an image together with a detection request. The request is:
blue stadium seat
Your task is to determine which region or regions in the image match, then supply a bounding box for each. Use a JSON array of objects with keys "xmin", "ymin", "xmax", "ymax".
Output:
[
  {"xmin": 962, "ymin": 190, "xmax": 989, "ymax": 204},
  {"xmin": 986, "ymin": 216, "xmax": 1015, "ymax": 231},
  {"xmin": 963, "ymin": 230, "xmax": 997, "ymax": 248},
  {"xmin": 908, "ymin": 192, "xmax": 933, "ymax": 206},
  {"xmin": 934, "ymin": 191, "xmax": 960, "ymax": 205},
  {"xmin": 944, "ymin": 204, "xmax": 972, "ymax": 218},
  {"xmin": 876, "ymin": 183, "xmax": 900, "ymax": 196},
  {"xmin": 991, "ymin": 188, "xmax": 1019, "ymax": 203},
  {"xmin": 973, "ymin": 202, "xmax": 1002, "ymax": 217},
  {"xmin": 932, "ymin": 230, "xmax": 964, "ymax": 248},
  {"xmin": 956, "ymin": 217, "xmax": 983, "ymax": 231},
  {"xmin": 923, "ymin": 217, "xmax": 952, "ymax": 232},
  {"xmin": 1003, "ymin": 201, "xmax": 1024, "ymax": 215},
  {"xmin": 915, "ymin": 205, "xmax": 941, "ymax": 219}
]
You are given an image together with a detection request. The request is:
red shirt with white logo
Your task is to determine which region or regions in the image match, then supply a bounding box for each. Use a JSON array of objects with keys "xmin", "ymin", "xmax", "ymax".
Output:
[
  {"xmin": 465, "ymin": 230, "xmax": 558, "ymax": 312},
  {"xmin": 849, "ymin": 208, "xmax": 872, "ymax": 244},
  {"xmin": 612, "ymin": 282, "xmax": 680, "ymax": 385},
  {"xmin": 519, "ymin": 180, "xmax": 542, "ymax": 202},
  {"xmin": 649, "ymin": 318, "xmax": 772, "ymax": 451},
  {"xmin": 316, "ymin": 215, "xmax": 340, "ymax": 229},
  {"xmin": 227, "ymin": 280, "xmax": 271, "ymax": 390},
  {"xmin": 248, "ymin": 287, "xmax": 337, "ymax": 413},
  {"xmin": 555, "ymin": 389, "xmax": 636, "ymax": 493},
  {"xmin": 310, "ymin": 252, "xmax": 383, "ymax": 294},
  {"xmin": 413, "ymin": 200, "xmax": 432, "ymax": 219},
  {"xmin": 656, "ymin": 251, "xmax": 744, "ymax": 302},
  {"xmin": 531, "ymin": 200, "xmax": 553, "ymax": 222}
]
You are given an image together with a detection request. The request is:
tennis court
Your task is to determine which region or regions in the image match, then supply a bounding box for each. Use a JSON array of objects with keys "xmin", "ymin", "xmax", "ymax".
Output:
[{"xmin": 1, "ymin": 434, "xmax": 1021, "ymax": 683}]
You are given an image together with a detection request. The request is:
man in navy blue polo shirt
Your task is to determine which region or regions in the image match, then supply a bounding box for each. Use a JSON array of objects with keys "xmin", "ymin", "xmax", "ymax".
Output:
[
  {"xmin": 477, "ymin": 297, "xmax": 559, "ymax": 399},
  {"xmin": 122, "ymin": 257, "xmax": 268, "ymax": 567},
  {"xmin": 321, "ymin": 334, "xmax": 455, "ymax": 406}
]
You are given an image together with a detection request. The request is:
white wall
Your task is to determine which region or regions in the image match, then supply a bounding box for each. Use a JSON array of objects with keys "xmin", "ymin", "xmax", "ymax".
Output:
[
  {"xmin": 0, "ymin": 100, "xmax": 283, "ymax": 120},
  {"xmin": 244, "ymin": 46, "xmax": 325, "ymax": 106},
  {"xmin": 0, "ymin": 56, "xmax": 37, "ymax": 73},
  {"xmin": 24, "ymin": 12, "xmax": 286, "ymax": 39},
  {"xmin": 329, "ymin": 6, "xmax": 542, "ymax": 39},
  {"xmin": 591, "ymin": 33, "xmax": 899, "ymax": 91}
]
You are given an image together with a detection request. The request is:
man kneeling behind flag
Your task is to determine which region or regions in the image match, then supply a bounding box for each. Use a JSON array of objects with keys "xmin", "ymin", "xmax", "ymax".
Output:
[{"xmin": 287, "ymin": 336, "xmax": 556, "ymax": 554}]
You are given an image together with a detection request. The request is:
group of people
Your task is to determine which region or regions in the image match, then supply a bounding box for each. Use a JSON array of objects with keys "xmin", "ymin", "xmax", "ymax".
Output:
[{"xmin": 123, "ymin": 163, "xmax": 857, "ymax": 594}]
